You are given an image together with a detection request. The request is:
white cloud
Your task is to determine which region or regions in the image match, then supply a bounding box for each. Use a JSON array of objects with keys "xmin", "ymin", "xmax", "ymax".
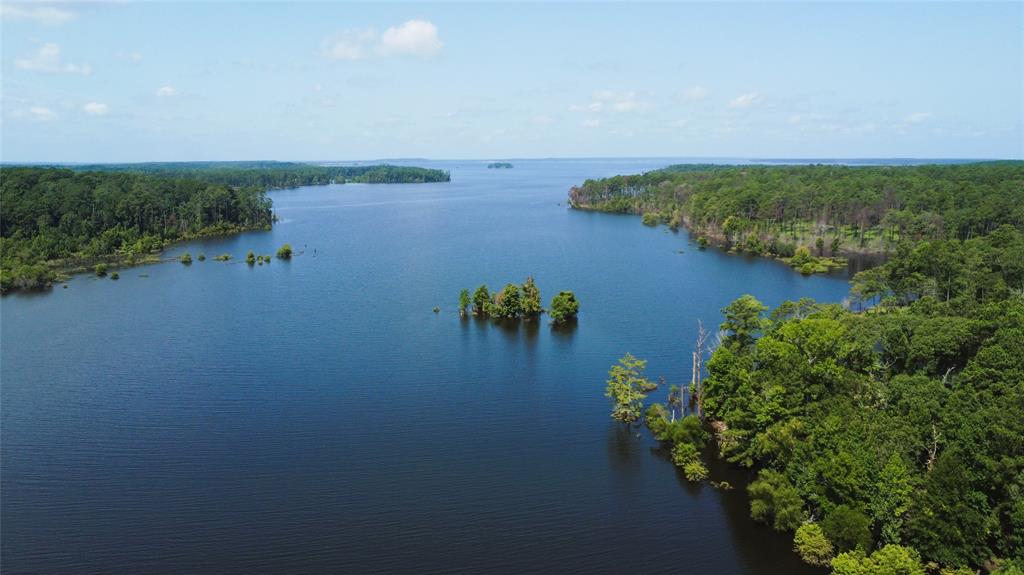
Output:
[
  {"xmin": 670, "ymin": 119, "xmax": 689, "ymax": 128},
  {"xmin": 155, "ymin": 86, "xmax": 177, "ymax": 97},
  {"xmin": 118, "ymin": 51, "xmax": 144, "ymax": 63},
  {"xmin": 30, "ymin": 106, "xmax": 57, "ymax": 121},
  {"xmin": 572, "ymin": 90, "xmax": 651, "ymax": 114},
  {"xmin": 323, "ymin": 28, "xmax": 377, "ymax": 60},
  {"xmin": 0, "ymin": 4, "xmax": 75, "ymax": 25},
  {"xmin": 83, "ymin": 102, "xmax": 109, "ymax": 115},
  {"xmin": 680, "ymin": 86, "xmax": 708, "ymax": 101},
  {"xmin": 15, "ymin": 43, "xmax": 92, "ymax": 75},
  {"xmin": 323, "ymin": 20, "xmax": 442, "ymax": 60},
  {"xmin": 612, "ymin": 100, "xmax": 640, "ymax": 112},
  {"xmin": 379, "ymin": 20, "xmax": 442, "ymax": 57},
  {"xmin": 727, "ymin": 92, "xmax": 761, "ymax": 109},
  {"xmin": 789, "ymin": 113, "xmax": 829, "ymax": 125},
  {"xmin": 531, "ymin": 114, "xmax": 554, "ymax": 125},
  {"xmin": 582, "ymin": 118, "xmax": 601, "ymax": 128},
  {"xmin": 903, "ymin": 112, "xmax": 932, "ymax": 124}
]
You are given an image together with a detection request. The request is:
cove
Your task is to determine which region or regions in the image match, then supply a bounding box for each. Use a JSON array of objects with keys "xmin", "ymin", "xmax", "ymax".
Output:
[{"xmin": 1, "ymin": 159, "xmax": 851, "ymax": 574}]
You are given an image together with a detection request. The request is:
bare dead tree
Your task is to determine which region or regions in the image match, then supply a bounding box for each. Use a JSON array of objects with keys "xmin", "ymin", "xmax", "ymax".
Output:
[
  {"xmin": 926, "ymin": 423, "xmax": 941, "ymax": 472},
  {"xmin": 692, "ymin": 319, "xmax": 710, "ymax": 420}
]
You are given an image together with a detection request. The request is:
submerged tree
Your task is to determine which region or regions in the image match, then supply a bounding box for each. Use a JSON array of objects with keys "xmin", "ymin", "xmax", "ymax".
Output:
[
  {"xmin": 521, "ymin": 276, "xmax": 543, "ymax": 317},
  {"xmin": 490, "ymin": 283, "xmax": 523, "ymax": 319},
  {"xmin": 276, "ymin": 243, "xmax": 292, "ymax": 259},
  {"xmin": 667, "ymin": 384, "xmax": 682, "ymax": 421},
  {"xmin": 472, "ymin": 285, "xmax": 490, "ymax": 316},
  {"xmin": 549, "ymin": 290, "xmax": 580, "ymax": 324},
  {"xmin": 246, "ymin": 250, "xmax": 256, "ymax": 265},
  {"xmin": 458, "ymin": 288, "xmax": 471, "ymax": 318},
  {"xmin": 180, "ymin": 252, "xmax": 193, "ymax": 265},
  {"xmin": 605, "ymin": 353, "xmax": 653, "ymax": 424}
]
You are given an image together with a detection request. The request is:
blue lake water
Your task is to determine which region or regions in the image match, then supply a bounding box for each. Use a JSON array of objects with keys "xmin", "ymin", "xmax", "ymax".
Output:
[{"xmin": 1, "ymin": 159, "xmax": 852, "ymax": 574}]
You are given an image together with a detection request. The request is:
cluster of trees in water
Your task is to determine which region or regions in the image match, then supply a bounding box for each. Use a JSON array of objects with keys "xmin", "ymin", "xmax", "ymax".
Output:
[
  {"xmin": 0, "ymin": 167, "xmax": 273, "ymax": 292},
  {"xmin": 570, "ymin": 162, "xmax": 1024, "ymax": 271},
  {"xmin": 458, "ymin": 277, "xmax": 578, "ymax": 324},
  {"xmin": 65, "ymin": 161, "xmax": 451, "ymax": 188},
  {"xmin": 604, "ymin": 353, "xmax": 712, "ymax": 483},
  {"xmin": 487, "ymin": 162, "xmax": 514, "ymax": 169}
]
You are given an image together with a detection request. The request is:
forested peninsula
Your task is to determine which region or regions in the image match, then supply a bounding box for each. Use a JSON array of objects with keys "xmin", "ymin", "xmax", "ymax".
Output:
[
  {"xmin": 593, "ymin": 162, "xmax": 1024, "ymax": 574},
  {"xmin": 700, "ymin": 227, "xmax": 1024, "ymax": 574},
  {"xmin": 0, "ymin": 162, "xmax": 449, "ymax": 292},
  {"xmin": 569, "ymin": 162, "xmax": 1024, "ymax": 272}
]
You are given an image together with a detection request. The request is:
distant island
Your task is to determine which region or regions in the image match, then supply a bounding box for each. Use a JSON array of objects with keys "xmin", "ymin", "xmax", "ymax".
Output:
[
  {"xmin": 569, "ymin": 161, "xmax": 1024, "ymax": 273},
  {"xmin": 0, "ymin": 162, "xmax": 449, "ymax": 293},
  {"xmin": 487, "ymin": 162, "xmax": 514, "ymax": 169}
]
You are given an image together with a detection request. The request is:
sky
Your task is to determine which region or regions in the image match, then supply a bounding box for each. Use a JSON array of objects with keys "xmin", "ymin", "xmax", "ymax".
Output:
[{"xmin": 1, "ymin": 1, "xmax": 1022, "ymax": 162}]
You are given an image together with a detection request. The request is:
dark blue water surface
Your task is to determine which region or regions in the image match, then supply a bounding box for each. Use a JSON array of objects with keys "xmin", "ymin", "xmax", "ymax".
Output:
[{"xmin": 1, "ymin": 159, "xmax": 851, "ymax": 574}]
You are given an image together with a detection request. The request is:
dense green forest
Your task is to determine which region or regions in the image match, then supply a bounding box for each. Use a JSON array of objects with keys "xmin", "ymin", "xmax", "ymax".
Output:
[
  {"xmin": 0, "ymin": 162, "xmax": 449, "ymax": 292},
  {"xmin": 589, "ymin": 162, "xmax": 1024, "ymax": 572},
  {"xmin": 569, "ymin": 162, "xmax": 1024, "ymax": 262},
  {"xmin": 624, "ymin": 230, "xmax": 1024, "ymax": 572},
  {"xmin": 0, "ymin": 167, "xmax": 272, "ymax": 292},
  {"xmin": 60, "ymin": 161, "xmax": 451, "ymax": 188}
]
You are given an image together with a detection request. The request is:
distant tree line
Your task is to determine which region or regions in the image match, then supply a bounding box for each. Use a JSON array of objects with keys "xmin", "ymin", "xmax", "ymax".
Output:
[
  {"xmin": 58, "ymin": 161, "xmax": 451, "ymax": 188},
  {"xmin": 569, "ymin": 162, "xmax": 1024, "ymax": 259},
  {"xmin": 0, "ymin": 167, "xmax": 272, "ymax": 291}
]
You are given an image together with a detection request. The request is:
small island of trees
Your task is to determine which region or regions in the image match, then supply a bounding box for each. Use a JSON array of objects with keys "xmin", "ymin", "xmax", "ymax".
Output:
[
  {"xmin": 487, "ymin": 162, "xmax": 514, "ymax": 169},
  {"xmin": 457, "ymin": 277, "xmax": 578, "ymax": 324}
]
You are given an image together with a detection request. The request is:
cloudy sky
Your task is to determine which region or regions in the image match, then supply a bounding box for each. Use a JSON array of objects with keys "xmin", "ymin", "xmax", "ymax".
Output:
[{"xmin": 1, "ymin": 1, "xmax": 1021, "ymax": 162}]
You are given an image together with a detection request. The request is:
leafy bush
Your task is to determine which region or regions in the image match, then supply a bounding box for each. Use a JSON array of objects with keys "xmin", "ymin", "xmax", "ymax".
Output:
[
  {"xmin": 793, "ymin": 523, "xmax": 834, "ymax": 566},
  {"xmin": 683, "ymin": 460, "xmax": 708, "ymax": 481}
]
